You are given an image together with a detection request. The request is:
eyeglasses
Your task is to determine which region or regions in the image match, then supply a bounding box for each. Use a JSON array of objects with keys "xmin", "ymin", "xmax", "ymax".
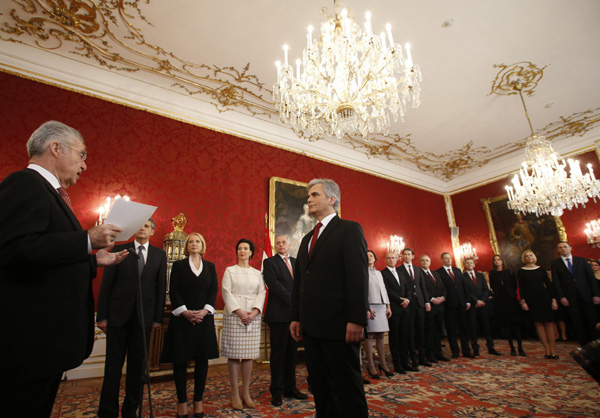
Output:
[{"xmin": 61, "ymin": 143, "xmax": 87, "ymax": 161}]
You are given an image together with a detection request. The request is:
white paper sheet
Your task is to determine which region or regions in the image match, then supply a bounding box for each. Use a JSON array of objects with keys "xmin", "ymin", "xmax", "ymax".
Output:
[{"xmin": 105, "ymin": 198, "xmax": 158, "ymax": 242}]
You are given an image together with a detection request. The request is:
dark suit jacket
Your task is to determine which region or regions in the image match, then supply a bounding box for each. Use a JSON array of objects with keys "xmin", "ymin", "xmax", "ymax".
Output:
[
  {"xmin": 551, "ymin": 256, "xmax": 600, "ymax": 304},
  {"xmin": 464, "ymin": 270, "xmax": 490, "ymax": 304},
  {"xmin": 0, "ymin": 168, "xmax": 97, "ymax": 380},
  {"xmin": 97, "ymin": 241, "xmax": 167, "ymax": 328},
  {"xmin": 263, "ymin": 254, "xmax": 295, "ymax": 324},
  {"xmin": 291, "ymin": 215, "xmax": 369, "ymax": 341},
  {"xmin": 422, "ymin": 269, "xmax": 447, "ymax": 302},
  {"xmin": 381, "ymin": 267, "xmax": 412, "ymax": 313},
  {"xmin": 398, "ymin": 263, "xmax": 430, "ymax": 308},
  {"xmin": 436, "ymin": 266, "xmax": 471, "ymax": 309}
]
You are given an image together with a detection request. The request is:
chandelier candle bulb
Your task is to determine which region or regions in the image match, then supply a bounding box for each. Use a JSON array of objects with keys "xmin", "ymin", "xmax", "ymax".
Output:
[
  {"xmin": 307, "ymin": 25, "xmax": 313, "ymax": 48},
  {"xmin": 386, "ymin": 23, "xmax": 394, "ymax": 46},
  {"xmin": 380, "ymin": 32, "xmax": 387, "ymax": 53},
  {"xmin": 283, "ymin": 44, "xmax": 289, "ymax": 66},
  {"xmin": 405, "ymin": 43, "xmax": 413, "ymax": 67},
  {"xmin": 365, "ymin": 11, "xmax": 373, "ymax": 38}
]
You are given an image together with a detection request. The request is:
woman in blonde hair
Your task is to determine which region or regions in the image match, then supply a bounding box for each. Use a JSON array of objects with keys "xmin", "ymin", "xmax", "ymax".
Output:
[
  {"xmin": 221, "ymin": 238, "xmax": 266, "ymax": 410},
  {"xmin": 161, "ymin": 233, "xmax": 219, "ymax": 418},
  {"xmin": 517, "ymin": 250, "xmax": 558, "ymax": 359}
]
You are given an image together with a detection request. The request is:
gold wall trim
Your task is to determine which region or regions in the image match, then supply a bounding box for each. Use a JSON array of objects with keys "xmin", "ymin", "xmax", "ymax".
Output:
[{"xmin": 444, "ymin": 194, "xmax": 463, "ymax": 270}]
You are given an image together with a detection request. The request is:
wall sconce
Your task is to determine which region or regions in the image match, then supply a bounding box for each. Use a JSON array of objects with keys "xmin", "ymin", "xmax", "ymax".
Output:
[
  {"xmin": 584, "ymin": 219, "xmax": 600, "ymax": 248},
  {"xmin": 96, "ymin": 195, "xmax": 130, "ymax": 225},
  {"xmin": 387, "ymin": 235, "xmax": 405, "ymax": 255},
  {"xmin": 458, "ymin": 242, "xmax": 478, "ymax": 260}
]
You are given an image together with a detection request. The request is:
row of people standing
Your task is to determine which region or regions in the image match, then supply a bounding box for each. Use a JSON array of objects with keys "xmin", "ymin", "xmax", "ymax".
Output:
[{"xmin": 364, "ymin": 248, "xmax": 502, "ymax": 380}]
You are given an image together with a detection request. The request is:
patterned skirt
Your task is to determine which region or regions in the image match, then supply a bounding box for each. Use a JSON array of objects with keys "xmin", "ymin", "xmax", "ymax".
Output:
[{"xmin": 221, "ymin": 313, "xmax": 262, "ymax": 359}]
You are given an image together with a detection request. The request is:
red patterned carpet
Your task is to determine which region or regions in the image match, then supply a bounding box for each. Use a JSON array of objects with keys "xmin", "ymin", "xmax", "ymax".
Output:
[{"xmin": 51, "ymin": 340, "xmax": 600, "ymax": 417}]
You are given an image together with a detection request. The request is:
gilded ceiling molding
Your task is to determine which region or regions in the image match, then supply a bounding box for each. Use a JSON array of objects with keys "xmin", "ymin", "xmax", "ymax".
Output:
[
  {"xmin": 541, "ymin": 106, "xmax": 600, "ymax": 140},
  {"xmin": 0, "ymin": 0, "xmax": 274, "ymax": 116},
  {"xmin": 488, "ymin": 61, "xmax": 547, "ymax": 97}
]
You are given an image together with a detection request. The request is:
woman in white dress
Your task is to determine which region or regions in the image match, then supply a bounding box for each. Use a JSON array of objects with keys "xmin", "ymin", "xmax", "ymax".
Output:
[
  {"xmin": 221, "ymin": 238, "xmax": 266, "ymax": 410},
  {"xmin": 364, "ymin": 250, "xmax": 393, "ymax": 379}
]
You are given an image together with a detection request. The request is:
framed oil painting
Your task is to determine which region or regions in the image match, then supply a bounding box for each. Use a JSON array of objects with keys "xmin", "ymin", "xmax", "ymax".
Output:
[
  {"xmin": 481, "ymin": 194, "xmax": 567, "ymax": 272},
  {"xmin": 269, "ymin": 177, "xmax": 341, "ymax": 258}
]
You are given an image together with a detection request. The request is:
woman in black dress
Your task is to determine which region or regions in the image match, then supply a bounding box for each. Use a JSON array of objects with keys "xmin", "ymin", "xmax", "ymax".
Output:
[
  {"xmin": 161, "ymin": 233, "xmax": 219, "ymax": 418},
  {"xmin": 489, "ymin": 254, "xmax": 525, "ymax": 356},
  {"xmin": 517, "ymin": 250, "xmax": 558, "ymax": 359}
]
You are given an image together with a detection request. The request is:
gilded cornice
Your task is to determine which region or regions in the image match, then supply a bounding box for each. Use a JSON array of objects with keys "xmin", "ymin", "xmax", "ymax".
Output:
[{"xmin": 2, "ymin": 3, "xmax": 599, "ymax": 183}]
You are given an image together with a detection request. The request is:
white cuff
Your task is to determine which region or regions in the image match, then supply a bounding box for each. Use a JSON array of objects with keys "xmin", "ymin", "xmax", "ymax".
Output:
[
  {"xmin": 203, "ymin": 304, "xmax": 216, "ymax": 315},
  {"xmin": 172, "ymin": 305, "xmax": 187, "ymax": 316}
]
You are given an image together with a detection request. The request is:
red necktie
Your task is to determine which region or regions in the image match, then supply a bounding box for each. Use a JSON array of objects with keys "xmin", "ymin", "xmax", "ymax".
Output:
[
  {"xmin": 308, "ymin": 222, "xmax": 322, "ymax": 258},
  {"xmin": 447, "ymin": 268, "xmax": 455, "ymax": 282},
  {"xmin": 470, "ymin": 271, "xmax": 476, "ymax": 285},
  {"xmin": 427, "ymin": 271, "xmax": 436, "ymax": 284},
  {"xmin": 284, "ymin": 256, "xmax": 294, "ymax": 278},
  {"xmin": 57, "ymin": 187, "xmax": 73, "ymax": 210}
]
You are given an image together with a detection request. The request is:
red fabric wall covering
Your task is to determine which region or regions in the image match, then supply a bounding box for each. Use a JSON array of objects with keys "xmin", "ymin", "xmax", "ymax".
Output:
[
  {"xmin": 452, "ymin": 150, "xmax": 600, "ymax": 272},
  {"xmin": 0, "ymin": 71, "xmax": 453, "ymax": 309}
]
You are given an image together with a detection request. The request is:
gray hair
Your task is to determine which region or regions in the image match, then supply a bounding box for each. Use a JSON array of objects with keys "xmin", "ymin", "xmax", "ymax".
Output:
[
  {"xmin": 307, "ymin": 178, "xmax": 340, "ymax": 211},
  {"xmin": 26, "ymin": 121, "xmax": 84, "ymax": 157}
]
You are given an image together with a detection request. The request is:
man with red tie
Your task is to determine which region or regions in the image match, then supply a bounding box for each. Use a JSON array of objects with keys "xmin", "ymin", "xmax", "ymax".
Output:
[
  {"xmin": 463, "ymin": 258, "xmax": 501, "ymax": 356},
  {"xmin": 420, "ymin": 254, "xmax": 450, "ymax": 363},
  {"xmin": 436, "ymin": 252, "xmax": 475, "ymax": 358},
  {"xmin": 0, "ymin": 121, "xmax": 127, "ymax": 417},
  {"xmin": 263, "ymin": 234, "xmax": 307, "ymax": 406},
  {"xmin": 290, "ymin": 178, "xmax": 369, "ymax": 418}
]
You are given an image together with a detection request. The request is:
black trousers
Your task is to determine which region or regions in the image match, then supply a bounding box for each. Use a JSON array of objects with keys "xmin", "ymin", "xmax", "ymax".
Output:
[
  {"xmin": 303, "ymin": 333, "xmax": 368, "ymax": 418},
  {"xmin": 426, "ymin": 304, "xmax": 445, "ymax": 358},
  {"xmin": 468, "ymin": 305, "xmax": 495, "ymax": 351},
  {"xmin": 445, "ymin": 306, "xmax": 470, "ymax": 356},
  {"xmin": 0, "ymin": 372, "xmax": 62, "ymax": 418},
  {"xmin": 387, "ymin": 309, "xmax": 410, "ymax": 369},
  {"xmin": 173, "ymin": 358, "xmax": 209, "ymax": 403},
  {"xmin": 566, "ymin": 295, "xmax": 599, "ymax": 345},
  {"xmin": 268, "ymin": 322, "xmax": 298, "ymax": 395},
  {"xmin": 98, "ymin": 314, "xmax": 151, "ymax": 418},
  {"xmin": 408, "ymin": 302, "xmax": 427, "ymax": 362}
]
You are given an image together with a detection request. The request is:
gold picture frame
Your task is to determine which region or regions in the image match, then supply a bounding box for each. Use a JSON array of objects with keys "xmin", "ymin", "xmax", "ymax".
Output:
[
  {"xmin": 268, "ymin": 177, "xmax": 341, "ymax": 257},
  {"xmin": 481, "ymin": 194, "xmax": 567, "ymax": 271}
]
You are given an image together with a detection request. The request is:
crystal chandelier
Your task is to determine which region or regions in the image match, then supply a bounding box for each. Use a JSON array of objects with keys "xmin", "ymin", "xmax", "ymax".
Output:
[
  {"xmin": 505, "ymin": 82, "xmax": 600, "ymax": 217},
  {"xmin": 458, "ymin": 242, "xmax": 478, "ymax": 261},
  {"xmin": 584, "ymin": 219, "xmax": 600, "ymax": 248},
  {"xmin": 274, "ymin": 1, "xmax": 422, "ymax": 140},
  {"xmin": 386, "ymin": 235, "xmax": 405, "ymax": 255}
]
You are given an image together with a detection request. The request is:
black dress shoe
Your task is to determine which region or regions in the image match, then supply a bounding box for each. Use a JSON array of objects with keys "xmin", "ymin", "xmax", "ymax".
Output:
[
  {"xmin": 464, "ymin": 353, "xmax": 476, "ymax": 359},
  {"xmin": 518, "ymin": 348, "xmax": 527, "ymax": 357},
  {"xmin": 378, "ymin": 365, "xmax": 394, "ymax": 377},
  {"xmin": 271, "ymin": 393, "xmax": 283, "ymax": 407},
  {"xmin": 402, "ymin": 363, "xmax": 418, "ymax": 372},
  {"xmin": 435, "ymin": 355, "xmax": 450, "ymax": 362},
  {"xmin": 193, "ymin": 413, "xmax": 205, "ymax": 418},
  {"xmin": 427, "ymin": 357, "xmax": 439, "ymax": 364},
  {"xmin": 418, "ymin": 359, "xmax": 433, "ymax": 367},
  {"xmin": 451, "ymin": 353, "xmax": 460, "ymax": 359},
  {"xmin": 488, "ymin": 349, "xmax": 502, "ymax": 356},
  {"xmin": 363, "ymin": 378, "xmax": 371, "ymax": 384},
  {"xmin": 284, "ymin": 388, "xmax": 309, "ymax": 400},
  {"xmin": 510, "ymin": 348, "xmax": 517, "ymax": 356},
  {"xmin": 368, "ymin": 371, "xmax": 380, "ymax": 379},
  {"xmin": 473, "ymin": 350, "xmax": 480, "ymax": 357},
  {"xmin": 394, "ymin": 367, "xmax": 406, "ymax": 374}
]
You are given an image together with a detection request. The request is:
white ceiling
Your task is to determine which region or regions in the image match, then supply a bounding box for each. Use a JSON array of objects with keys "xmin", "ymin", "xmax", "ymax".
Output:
[{"xmin": 1, "ymin": 0, "xmax": 599, "ymax": 193}]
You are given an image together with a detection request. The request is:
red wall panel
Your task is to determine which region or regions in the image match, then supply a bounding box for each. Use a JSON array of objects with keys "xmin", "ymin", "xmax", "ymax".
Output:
[{"xmin": 0, "ymin": 71, "xmax": 453, "ymax": 309}]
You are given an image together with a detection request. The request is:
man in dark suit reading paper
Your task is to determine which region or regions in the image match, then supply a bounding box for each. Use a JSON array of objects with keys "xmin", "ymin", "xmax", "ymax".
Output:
[
  {"xmin": 290, "ymin": 178, "xmax": 369, "ymax": 418},
  {"xmin": 0, "ymin": 121, "xmax": 128, "ymax": 418}
]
